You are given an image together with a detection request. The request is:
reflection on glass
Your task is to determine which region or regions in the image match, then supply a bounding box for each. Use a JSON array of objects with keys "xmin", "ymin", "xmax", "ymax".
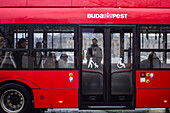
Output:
[
  {"xmin": 111, "ymin": 33, "xmax": 120, "ymax": 65},
  {"xmin": 0, "ymin": 25, "xmax": 75, "ymax": 69},
  {"xmin": 42, "ymin": 51, "xmax": 74, "ymax": 69},
  {"xmin": 111, "ymin": 31, "xmax": 132, "ymax": 95},
  {"xmin": 140, "ymin": 52, "xmax": 162, "ymax": 68},
  {"xmin": 167, "ymin": 52, "xmax": 170, "ymax": 64},
  {"xmin": 82, "ymin": 33, "xmax": 103, "ymax": 68},
  {"xmin": 34, "ymin": 33, "xmax": 43, "ymax": 48},
  {"xmin": 167, "ymin": 33, "xmax": 170, "ymax": 49},
  {"xmin": 124, "ymin": 33, "xmax": 133, "ymax": 50},
  {"xmin": 82, "ymin": 28, "xmax": 104, "ymax": 95},
  {"xmin": 0, "ymin": 52, "xmax": 16, "ymax": 69},
  {"xmin": 47, "ymin": 33, "xmax": 74, "ymax": 49}
]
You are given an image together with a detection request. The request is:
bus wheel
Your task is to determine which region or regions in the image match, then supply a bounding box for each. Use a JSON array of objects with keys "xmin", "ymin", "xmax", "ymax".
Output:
[{"xmin": 0, "ymin": 83, "xmax": 32, "ymax": 113}]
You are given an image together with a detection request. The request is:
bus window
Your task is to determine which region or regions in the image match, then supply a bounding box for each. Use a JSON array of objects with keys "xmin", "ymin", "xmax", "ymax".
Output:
[
  {"xmin": 33, "ymin": 26, "xmax": 74, "ymax": 49},
  {"xmin": 167, "ymin": 33, "xmax": 170, "ymax": 49},
  {"xmin": 34, "ymin": 33, "xmax": 43, "ymax": 48},
  {"xmin": 33, "ymin": 25, "xmax": 75, "ymax": 69},
  {"xmin": 0, "ymin": 26, "xmax": 29, "ymax": 69},
  {"xmin": 140, "ymin": 52, "xmax": 162, "ymax": 68},
  {"xmin": 111, "ymin": 30, "xmax": 133, "ymax": 95},
  {"xmin": 41, "ymin": 51, "xmax": 74, "ymax": 69},
  {"xmin": 82, "ymin": 28, "xmax": 104, "ymax": 95},
  {"xmin": 47, "ymin": 33, "xmax": 74, "ymax": 49},
  {"xmin": 0, "ymin": 25, "xmax": 76, "ymax": 69},
  {"xmin": 139, "ymin": 26, "xmax": 170, "ymax": 69},
  {"xmin": 140, "ymin": 26, "xmax": 164, "ymax": 49}
]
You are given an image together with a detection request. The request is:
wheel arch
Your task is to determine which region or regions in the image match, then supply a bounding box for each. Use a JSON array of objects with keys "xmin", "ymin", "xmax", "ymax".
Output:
[{"xmin": 0, "ymin": 80, "xmax": 37, "ymax": 101}]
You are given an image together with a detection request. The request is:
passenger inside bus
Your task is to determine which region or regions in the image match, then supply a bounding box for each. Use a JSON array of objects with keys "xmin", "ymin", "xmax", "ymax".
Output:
[
  {"xmin": 34, "ymin": 42, "xmax": 44, "ymax": 68},
  {"xmin": 140, "ymin": 52, "xmax": 161, "ymax": 68},
  {"xmin": 44, "ymin": 52, "xmax": 56, "ymax": 68},
  {"xmin": 13, "ymin": 38, "xmax": 28, "ymax": 68},
  {"xmin": 86, "ymin": 38, "xmax": 102, "ymax": 68},
  {"xmin": 0, "ymin": 36, "xmax": 5, "ymax": 64},
  {"xmin": 58, "ymin": 53, "xmax": 69, "ymax": 68}
]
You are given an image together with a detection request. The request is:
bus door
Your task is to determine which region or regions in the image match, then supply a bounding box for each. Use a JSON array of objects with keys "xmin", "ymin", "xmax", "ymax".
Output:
[{"xmin": 80, "ymin": 26, "xmax": 135, "ymax": 109}]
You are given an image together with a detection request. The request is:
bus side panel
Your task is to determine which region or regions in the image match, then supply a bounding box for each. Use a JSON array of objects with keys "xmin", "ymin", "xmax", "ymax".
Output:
[
  {"xmin": 136, "ymin": 71, "xmax": 170, "ymax": 89},
  {"xmin": 0, "ymin": 70, "xmax": 79, "ymax": 89},
  {"xmin": 161, "ymin": 0, "xmax": 170, "ymax": 7},
  {"xmin": 33, "ymin": 89, "xmax": 78, "ymax": 108},
  {"xmin": 117, "ymin": 0, "xmax": 160, "ymax": 7},
  {"xmin": 0, "ymin": 0, "xmax": 26, "ymax": 7},
  {"xmin": 0, "ymin": 71, "xmax": 52, "ymax": 88},
  {"xmin": 28, "ymin": 0, "xmax": 71, "ymax": 7},
  {"xmin": 72, "ymin": 0, "xmax": 116, "ymax": 7},
  {"xmin": 136, "ymin": 89, "xmax": 170, "ymax": 108},
  {"xmin": 136, "ymin": 71, "xmax": 170, "ymax": 108},
  {"xmin": 1, "ymin": 8, "xmax": 170, "ymax": 24}
]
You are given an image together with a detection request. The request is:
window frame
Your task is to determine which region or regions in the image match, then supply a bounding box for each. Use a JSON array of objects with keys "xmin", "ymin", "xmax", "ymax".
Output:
[
  {"xmin": 138, "ymin": 25, "xmax": 170, "ymax": 70},
  {"xmin": 0, "ymin": 24, "xmax": 78, "ymax": 70}
]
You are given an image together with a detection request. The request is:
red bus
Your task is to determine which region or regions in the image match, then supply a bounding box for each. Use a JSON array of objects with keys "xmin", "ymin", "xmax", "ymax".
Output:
[{"xmin": 0, "ymin": 0, "xmax": 170, "ymax": 113}]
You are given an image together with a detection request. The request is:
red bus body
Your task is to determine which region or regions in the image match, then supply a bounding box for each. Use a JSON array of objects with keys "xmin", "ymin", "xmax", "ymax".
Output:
[
  {"xmin": 0, "ymin": 70, "xmax": 79, "ymax": 108},
  {"xmin": 0, "ymin": 0, "xmax": 170, "ymax": 110}
]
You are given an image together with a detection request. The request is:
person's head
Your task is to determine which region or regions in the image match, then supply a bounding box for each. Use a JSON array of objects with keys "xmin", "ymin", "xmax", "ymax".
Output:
[
  {"xmin": 36, "ymin": 42, "xmax": 42, "ymax": 49},
  {"xmin": 148, "ymin": 52, "xmax": 157, "ymax": 59},
  {"xmin": 60, "ymin": 53, "xmax": 68, "ymax": 62},
  {"xmin": 0, "ymin": 36, "xmax": 5, "ymax": 48},
  {"xmin": 92, "ymin": 38, "xmax": 98, "ymax": 45},
  {"xmin": 18, "ymin": 38, "xmax": 27, "ymax": 48}
]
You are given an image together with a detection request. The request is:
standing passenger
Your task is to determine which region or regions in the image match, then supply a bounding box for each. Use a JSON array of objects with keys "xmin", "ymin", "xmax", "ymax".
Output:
[{"xmin": 87, "ymin": 38, "xmax": 102, "ymax": 68}]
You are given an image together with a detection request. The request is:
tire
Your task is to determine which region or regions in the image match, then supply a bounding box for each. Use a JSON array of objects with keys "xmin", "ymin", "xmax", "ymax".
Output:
[{"xmin": 0, "ymin": 83, "xmax": 32, "ymax": 113}]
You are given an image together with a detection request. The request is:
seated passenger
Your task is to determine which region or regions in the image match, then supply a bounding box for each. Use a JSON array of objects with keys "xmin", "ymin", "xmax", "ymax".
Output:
[
  {"xmin": 0, "ymin": 36, "xmax": 5, "ymax": 65},
  {"xmin": 0, "ymin": 36, "xmax": 16, "ymax": 68},
  {"xmin": 148, "ymin": 52, "xmax": 161, "ymax": 68},
  {"xmin": 34, "ymin": 42, "xmax": 44, "ymax": 68},
  {"xmin": 44, "ymin": 52, "xmax": 56, "ymax": 68},
  {"xmin": 140, "ymin": 52, "xmax": 161, "ymax": 68},
  {"xmin": 13, "ymin": 38, "xmax": 28, "ymax": 68},
  {"xmin": 58, "ymin": 53, "xmax": 69, "ymax": 68}
]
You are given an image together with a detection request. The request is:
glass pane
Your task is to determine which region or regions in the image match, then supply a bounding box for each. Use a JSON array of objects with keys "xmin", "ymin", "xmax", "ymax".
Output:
[
  {"xmin": 0, "ymin": 51, "xmax": 30, "ymax": 69},
  {"xmin": 111, "ymin": 30, "xmax": 132, "ymax": 95},
  {"xmin": 140, "ymin": 52, "xmax": 162, "ymax": 68},
  {"xmin": 167, "ymin": 33, "xmax": 170, "ymax": 49},
  {"xmin": 167, "ymin": 52, "xmax": 170, "ymax": 64},
  {"xmin": 13, "ymin": 51, "xmax": 29, "ymax": 68},
  {"xmin": 163, "ymin": 52, "xmax": 170, "ymax": 68},
  {"xmin": 111, "ymin": 71, "xmax": 132, "ymax": 95},
  {"xmin": 124, "ymin": 33, "xmax": 133, "ymax": 50},
  {"xmin": 47, "ymin": 33, "xmax": 74, "ymax": 49},
  {"xmin": 140, "ymin": 26, "xmax": 164, "ymax": 49},
  {"xmin": 111, "ymin": 33, "xmax": 120, "ymax": 65},
  {"xmin": 0, "ymin": 26, "xmax": 28, "ymax": 49},
  {"xmin": 111, "ymin": 33, "xmax": 132, "ymax": 71},
  {"xmin": 82, "ymin": 28, "xmax": 104, "ymax": 95},
  {"xmin": 34, "ymin": 33, "xmax": 43, "ymax": 48},
  {"xmin": 0, "ymin": 51, "xmax": 17, "ymax": 69},
  {"xmin": 34, "ymin": 26, "xmax": 74, "ymax": 49},
  {"xmin": 33, "ymin": 51, "xmax": 74, "ymax": 69}
]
